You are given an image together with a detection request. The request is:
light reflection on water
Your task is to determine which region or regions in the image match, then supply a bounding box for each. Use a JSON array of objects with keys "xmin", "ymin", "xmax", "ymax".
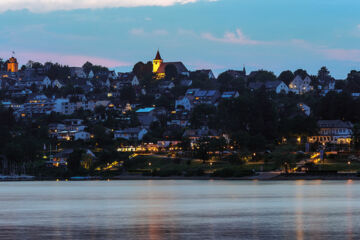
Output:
[{"xmin": 0, "ymin": 180, "xmax": 359, "ymax": 240}]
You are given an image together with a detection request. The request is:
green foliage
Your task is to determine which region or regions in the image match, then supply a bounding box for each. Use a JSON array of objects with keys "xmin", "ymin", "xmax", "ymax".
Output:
[
  {"xmin": 133, "ymin": 61, "xmax": 153, "ymax": 81},
  {"xmin": 278, "ymin": 70, "xmax": 294, "ymax": 85},
  {"xmin": 294, "ymin": 69, "xmax": 308, "ymax": 79},
  {"xmin": 248, "ymin": 70, "xmax": 277, "ymax": 83},
  {"xmin": 67, "ymin": 149, "xmax": 85, "ymax": 175},
  {"xmin": 45, "ymin": 62, "xmax": 71, "ymax": 80},
  {"xmin": 316, "ymin": 91, "xmax": 360, "ymax": 122},
  {"xmin": 190, "ymin": 104, "xmax": 217, "ymax": 128},
  {"xmin": 165, "ymin": 64, "xmax": 178, "ymax": 80},
  {"xmin": 120, "ymin": 86, "xmax": 136, "ymax": 103}
]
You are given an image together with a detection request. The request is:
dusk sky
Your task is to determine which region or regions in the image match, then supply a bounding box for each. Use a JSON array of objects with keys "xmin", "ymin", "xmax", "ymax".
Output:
[{"xmin": 1, "ymin": 0, "xmax": 360, "ymax": 78}]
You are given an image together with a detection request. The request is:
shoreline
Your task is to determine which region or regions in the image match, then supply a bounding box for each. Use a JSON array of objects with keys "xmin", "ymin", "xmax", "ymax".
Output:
[{"xmin": 1, "ymin": 173, "xmax": 359, "ymax": 182}]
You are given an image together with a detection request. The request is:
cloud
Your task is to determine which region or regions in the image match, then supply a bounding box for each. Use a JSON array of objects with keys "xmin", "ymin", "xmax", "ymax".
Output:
[
  {"xmin": 320, "ymin": 48, "xmax": 360, "ymax": 62},
  {"xmin": 0, "ymin": 0, "xmax": 211, "ymax": 13},
  {"xmin": 0, "ymin": 50, "xmax": 131, "ymax": 67},
  {"xmin": 130, "ymin": 28, "xmax": 168, "ymax": 36},
  {"xmin": 130, "ymin": 28, "xmax": 145, "ymax": 36},
  {"xmin": 202, "ymin": 29, "xmax": 269, "ymax": 45},
  {"xmin": 290, "ymin": 39, "xmax": 360, "ymax": 62}
]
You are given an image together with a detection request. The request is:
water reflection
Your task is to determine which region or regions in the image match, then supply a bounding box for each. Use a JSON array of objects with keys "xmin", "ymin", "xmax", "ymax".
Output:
[{"xmin": 0, "ymin": 180, "xmax": 359, "ymax": 240}]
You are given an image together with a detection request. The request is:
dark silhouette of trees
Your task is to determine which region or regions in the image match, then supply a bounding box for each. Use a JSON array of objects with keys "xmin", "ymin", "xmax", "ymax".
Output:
[{"xmin": 278, "ymin": 70, "xmax": 294, "ymax": 85}]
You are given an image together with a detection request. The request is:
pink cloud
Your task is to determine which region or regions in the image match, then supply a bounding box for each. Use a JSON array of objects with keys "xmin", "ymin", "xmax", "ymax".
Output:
[
  {"xmin": 1, "ymin": 50, "xmax": 131, "ymax": 67},
  {"xmin": 289, "ymin": 39, "xmax": 360, "ymax": 62},
  {"xmin": 202, "ymin": 29, "xmax": 269, "ymax": 45},
  {"xmin": 320, "ymin": 48, "xmax": 360, "ymax": 62}
]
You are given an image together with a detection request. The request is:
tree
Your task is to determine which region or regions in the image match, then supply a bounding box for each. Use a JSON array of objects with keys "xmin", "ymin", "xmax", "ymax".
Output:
[
  {"xmin": 217, "ymin": 72, "xmax": 234, "ymax": 91},
  {"xmin": 82, "ymin": 62, "xmax": 93, "ymax": 75},
  {"xmin": 133, "ymin": 61, "xmax": 153, "ymax": 83},
  {"xmin": 248, "ymin": 70, "xmax": 276, "ymax": 83},
  {"xmin": 133, "ymin": 62, "xmax": 145, "ymax": 78},
  {"xmin": 190, "ymin": 104, "xmax": 217, "ymax": 128},
  {"xmin": 278, "ymin": 70, "xmax": 294, "ymax": 85},
  {"xmin": 165, "ymin": 64, "xmax": 178, "ymax": 80},
  {"xmin": 318, "ymin": 66, "xmax": 330, "ymax": 82},
  {"xmin": 294, "ymin": 69, "xmax": 308, "ymax": 79},
  {"xmin": 194, "ymin": 138, "xmax": 210, "ymax": 163},
  {"xmin": 120, "ymin": 86, "xmax": 136, "ymax": 103},
  {"xmin": 67, "ymin": 149, "xmax": 84, "ymax": 175}
]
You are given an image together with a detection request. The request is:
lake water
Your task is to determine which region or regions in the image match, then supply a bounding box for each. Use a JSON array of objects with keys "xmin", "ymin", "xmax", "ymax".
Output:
[{"xmin": 0, "ymin": 180, "xmax": 359, "ymax": 240}]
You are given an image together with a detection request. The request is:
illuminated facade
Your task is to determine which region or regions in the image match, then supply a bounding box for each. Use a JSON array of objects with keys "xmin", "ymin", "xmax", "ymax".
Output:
[
  {"xmin": 308, "ymin": 120, "xmax": 353, "ymax": 145},
  {"xmin": 152, "ymin": 50, "xmax": 189, "ymax": 79},
  {"xmin": 7, "ymin": 57, "xmax": 18, "ymax": 73},
  {"xmin": 153, "ymin": 50, "xmax": 163, "ymax": 74}
]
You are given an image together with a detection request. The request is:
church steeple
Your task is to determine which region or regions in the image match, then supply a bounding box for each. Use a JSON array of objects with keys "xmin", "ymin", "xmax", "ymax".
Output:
[
  {"xmin": 153, "ymin": 49, "xmax": 163, "ymax": 73},
  {"xmin": 154, "ymin": 49, "xmax": 162, "ymax": 60}
]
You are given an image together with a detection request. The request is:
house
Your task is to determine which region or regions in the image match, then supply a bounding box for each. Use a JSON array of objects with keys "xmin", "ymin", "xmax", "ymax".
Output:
[
  {"xmin": 180, "ymin": 79, "xmax": 193, "ymax": 87},
  {"xmin": 194, "ymin": 69, "xmax": 216, "ymax": 79},
  {"xmin": 223, "ymin": 68, "xmax": 246, "ymax": 79},
  {"xmin": 308, "ymin": 120, "xmax": 353, "ymax": 145},
  {"xmin": 63, "ymin": 119, "xmax": 84, "ymax": 126},
  {"xmin": 221, "ymin": 91, "xmax": 240, "ymax": 99},
  {"xmin": 136, "ymin": 107, "xmax": 158, "ymax": 128},
  {"xmin": 20, "ymin": 94, "xmax": 54, "ymax": 117},
  {"xmin": 49, "ymin": 149, "xmax": 74, "ymax": 167},
  {"xmin": 288, "ymin": 75, "xmax": 313, "ymax": 94},
  {"xmin": 183, "ymin": 127, "xmax": 221, "ymax": 143},
  {"xmin": 74, "ymin": 131, "xmax": 91, "ymax": 141},
  {"xmin": 192, "ymin": 89, "xmax": 220, "ymax": 105},
  {"xmin": 48, "ymin": 148, "xmax": 95, "ymax": 167},
  {"xmin": 70, "ymin": 67, "xmax": 87, "ymax": 78},
  {"xmin": 175, "ymin": 96, "xmax": 192, "ymax": 111},
  {"xmin": 52, "ymin": 79, "xmax": 65, "ymax": 88},
  {"xmin": 167, "ymin": 110, "xmax": 190, "ymax": 127},
  {"xmin": 108, "ymin": 71, "xmax": 117, "ymax": 80},
  {"xmin": 88, "ymin": 70, "xmax": 94, "ymax": 79},
  {"xmin": 49, "ymin": 119, "xmax": 88, "ymax": 141},
  {"xmin": 48, "ymin": 123, "xmax": 67, "ymax": 137},
  {"xmin": 116, "ymin": 72, "xmax": 140, "ymax": 88},
  {"xmin": 159, "ymin": 80, "xmax": 175, "ymax": 90},
  {"xmin": 157, "ymin": 140, "xmax": 182, "ymax": 148},
  {"xmin": 297, "ymin": 103, "xmax": 311, "ymax": 116},
  {"xmin": 114, "ymin": 128, "xmax": 148, "ymax": 141},
  {"xmin": 53, "ymin": 99, "xmax": 75, "ymax": 115},
  {"xmin": 18, "ymin": 76, "xmax": 52, "ymax": 90},
  {"xmin": 152, "ymin": 50, "xmax": 189, "ymax": 79},
  {"xmin": 248, "ymin": 81, "xmax": 289, "ymax": 94}
]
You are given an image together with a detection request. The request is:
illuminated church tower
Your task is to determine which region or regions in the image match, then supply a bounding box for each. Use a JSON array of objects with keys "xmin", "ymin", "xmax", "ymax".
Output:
[
  {"xmin": 7, "ymin": 57, "xmax": 18, "ymax": 73},
  {"xmin": 153, "ymin": 50, "xmax": 163, "ymax": 73}
]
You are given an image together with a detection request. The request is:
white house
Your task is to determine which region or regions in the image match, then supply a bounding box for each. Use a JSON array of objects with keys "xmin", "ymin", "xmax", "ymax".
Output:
[
  {"xmin": 108, "ymin": 71, "xmax": 117, "ymax": 80},
  {"xmin": 298, "ymin": 103, "xmax": 311, "ymax": 116},
  {"xmin": 308, "ymin": 120, "xmax": 353, "ymax": 145},
  {"xmin": 52, "ymin": 79, "xmax": 64, "ymax": 88},
  {"xmin": 248, "ymin": 81, "xmax": 289, "ymax": 94},
  {"xmin": 53, "ymin": 99, "xmax": 75, "ymax": 115},
  {"xmin": 266, "ymin": 81, "xmax": 289, "ymax": 94},
  {"xmin": 70, "ymin": 67, "xmax": 87, "ymax": 78},
  {"xmin": 74, "ymin": 131, "xmax": 91, "ymax": 141},
  {"xmin": 175, "ymin": 96, "xmax": 192, "ymax": 111},
  {"xmin": 114, "ymin": 128, "xmax": 148, "ymax": 141},
  {"xmin": 289, "ymin": 75, "xmax": 313, "ymax": 94},
  {"xmin": 88, "ymin": 70, "xmax": 94, "ymax": 79}
]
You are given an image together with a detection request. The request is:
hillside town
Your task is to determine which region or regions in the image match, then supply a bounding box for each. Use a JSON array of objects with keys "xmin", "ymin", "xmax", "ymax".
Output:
[{"xmin": 1, "ymin": 51, "xmax": 360, "ymax": 179}]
